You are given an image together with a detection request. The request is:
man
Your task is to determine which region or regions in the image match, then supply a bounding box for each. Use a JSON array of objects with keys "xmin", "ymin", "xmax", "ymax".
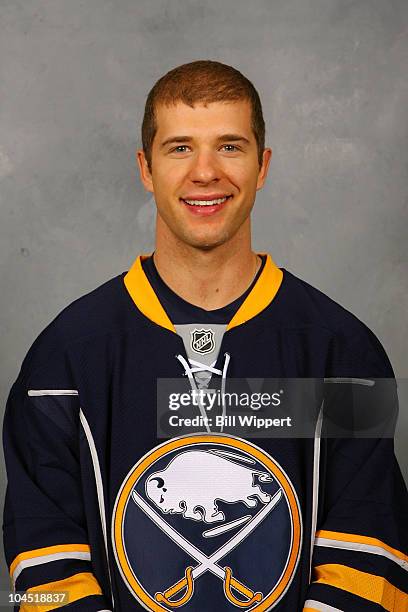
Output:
[{"xmin": 3, "ymin": 60, "xmax": 408, "ymax": 611}]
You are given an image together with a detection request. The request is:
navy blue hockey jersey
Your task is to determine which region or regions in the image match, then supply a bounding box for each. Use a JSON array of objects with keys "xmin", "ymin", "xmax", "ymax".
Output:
[{"xmin": 3, "ymin": 253, "xmax": 408, "ymax": 611}]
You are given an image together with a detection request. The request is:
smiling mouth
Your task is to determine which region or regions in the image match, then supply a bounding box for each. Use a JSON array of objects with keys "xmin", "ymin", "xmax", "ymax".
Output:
[{"xmin": 180, "ymin": 195, "xmax": 233, "ymax": 207}]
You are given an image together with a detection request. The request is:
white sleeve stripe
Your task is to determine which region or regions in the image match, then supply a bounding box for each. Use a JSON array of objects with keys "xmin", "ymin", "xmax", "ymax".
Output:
[
  {"xmin": 28, "ymin": 390, "xmax": 79, "ymax": 396},
  {"xmin": 304, "ymin": 600, "xmax": 344, "ymax": 611},
  {"xmin": 315, "ymin": 537, "xmax": 408, "ymax": 572},
  {"xmin": 323, "ymin": 377, "xmax": 374, "ymax": 386},
  {"xmin": 80, "ymin": 409, "xmax": 115, "ymax": 608},
  {"xmin": 12, "ymin": 551, "xmax": 91, "ymax": 589},
  {"xmin": 309, "ymin": 402, "xmax": 323, "ymax": 582}
]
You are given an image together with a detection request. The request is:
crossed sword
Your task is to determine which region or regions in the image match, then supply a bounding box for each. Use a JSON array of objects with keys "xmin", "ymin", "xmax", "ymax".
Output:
[{"xmin": 132, "ymin": 488, "xmax": 282, "ymax": 608}]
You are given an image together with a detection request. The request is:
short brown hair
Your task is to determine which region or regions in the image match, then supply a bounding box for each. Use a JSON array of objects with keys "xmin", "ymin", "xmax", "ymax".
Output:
[{"xmin": 141, "ymin": 60, "xmax": 265, "ymax": 172}]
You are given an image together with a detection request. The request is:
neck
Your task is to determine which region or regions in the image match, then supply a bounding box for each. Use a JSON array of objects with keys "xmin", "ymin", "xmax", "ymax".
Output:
[{"xmin": 153, "ymin": 223, "xmax": 260, "ymax": 311}]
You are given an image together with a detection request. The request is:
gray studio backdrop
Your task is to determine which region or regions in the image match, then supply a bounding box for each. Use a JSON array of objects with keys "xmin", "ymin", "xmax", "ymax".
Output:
[{"xmin": 1, "ymin": 0, "xmax": 407, "ymax": 599}]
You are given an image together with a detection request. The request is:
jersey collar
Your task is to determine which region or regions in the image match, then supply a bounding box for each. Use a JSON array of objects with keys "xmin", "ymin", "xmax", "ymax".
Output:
[{"xmin": 124, "ymin": 253, "xmax": 283, "ymax": 333}]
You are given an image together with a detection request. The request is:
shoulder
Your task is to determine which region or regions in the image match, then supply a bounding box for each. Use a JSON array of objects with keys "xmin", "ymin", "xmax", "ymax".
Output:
[
  {"xmin": 275, "ymin": 268, "xmax": 394, "ymax": 376},
  {"xmin": 18, "ymin": 271, "xmax": 133, "ymax": 381},
  {"xmin": 278, "ymin": 269, "xmax": 370, "ymax": 333}
]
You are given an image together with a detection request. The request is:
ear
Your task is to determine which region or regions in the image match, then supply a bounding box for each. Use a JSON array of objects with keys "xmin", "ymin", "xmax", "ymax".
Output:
[
  {"xmin": 136, "ymin": 149, "xmax": 154, "ymax": 193},
  {"xmin": 256, "ymin": 147, "xmax": 272, "ymax": 190}
]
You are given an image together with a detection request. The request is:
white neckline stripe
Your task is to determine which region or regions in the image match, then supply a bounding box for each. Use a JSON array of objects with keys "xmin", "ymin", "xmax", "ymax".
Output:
[
  {"xmin": 315, "ymin": 537, "xmax": 408, "ymax": 572},
  {"xmin": 28, "ymin": 390, "xmax": 79, "ymax": 396},
  {"xmin": 12, "ymin": 551, "xmax": 91, "ymax": 590},
  {"xmin": 304, "ymin": 600, "xmax": 344, "ymax": 612}
]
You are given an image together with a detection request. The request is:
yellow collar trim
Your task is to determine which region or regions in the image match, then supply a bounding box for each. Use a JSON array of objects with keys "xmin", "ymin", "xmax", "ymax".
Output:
[
  {"xmin": 124, "ymin": 253, "xmax": 283, "ymax": 333},
  {"xmin": 124, "ymin": 255, "xmax": 176, "ymax": 333},
  {"xmin": 226, "ymin": 253, "xmax": 283, "ymax": 330}
]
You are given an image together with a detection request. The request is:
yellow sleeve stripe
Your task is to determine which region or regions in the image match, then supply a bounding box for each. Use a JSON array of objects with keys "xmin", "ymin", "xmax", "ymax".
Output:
[
  {"xmin": 314, "ymin": 563, "xmax": 408, "ymax": 612},
  {"xmin": 10, "ymin": 544, "xmax": 91, "ymax": 581},
  {"xmin": 316, "ymin": 530, "xmax": 408, "ymax": 566},
  {"xmin": 21, "ymin": 572, "xmax": 102, "ymax": 612}
]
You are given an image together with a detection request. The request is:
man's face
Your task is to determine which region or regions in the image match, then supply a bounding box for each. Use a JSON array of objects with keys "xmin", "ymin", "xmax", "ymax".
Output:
[{"xmin": 137, "ymin": 99, "xmax": 271, "ymax": 250}]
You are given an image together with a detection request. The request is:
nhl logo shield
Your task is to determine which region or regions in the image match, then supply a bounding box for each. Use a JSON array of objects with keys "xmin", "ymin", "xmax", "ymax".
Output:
[
  {"xmin": 112, "ymin": 434, "xmax": 302, "ymax": 610},
  {"xmin": 190, "ymin": 328, "xmax": 215, "ymax": 355}
]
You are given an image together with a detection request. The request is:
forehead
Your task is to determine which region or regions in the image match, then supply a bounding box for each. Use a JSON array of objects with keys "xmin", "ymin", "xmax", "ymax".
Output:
[{"xmin": 154, "ymin": 100, "xmax": 254, "ymax": 142}]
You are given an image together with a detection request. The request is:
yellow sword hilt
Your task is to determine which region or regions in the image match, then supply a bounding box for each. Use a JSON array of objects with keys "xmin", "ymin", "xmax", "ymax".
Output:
[
  {"xmin": 155, "ymin": 566, "xmax": 194, "ymax": 607},
  {"xmin": 155, "ymin": 565, "xmax": 262, "ymax": 608}
]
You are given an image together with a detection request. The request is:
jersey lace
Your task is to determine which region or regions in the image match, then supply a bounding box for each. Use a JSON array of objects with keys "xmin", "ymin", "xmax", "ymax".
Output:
[{"xmin": 176, "ymin": 352, "xmax": 231, "ymax": 434}]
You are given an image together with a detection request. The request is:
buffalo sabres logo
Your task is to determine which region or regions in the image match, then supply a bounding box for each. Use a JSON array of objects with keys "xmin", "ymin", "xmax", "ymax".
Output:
[
  {"xmin": 112, "ymin": 435, "xmax": 302, "ymax": 610},
  {"xmin": 190, "ymin": 328, "xmax": 215, "ymax": 355}
]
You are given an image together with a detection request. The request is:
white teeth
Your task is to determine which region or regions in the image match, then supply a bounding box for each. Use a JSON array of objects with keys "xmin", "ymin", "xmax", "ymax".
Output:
[{"xmin": 183, "ymin": 196, "xmax": 229, "ymax": 206}]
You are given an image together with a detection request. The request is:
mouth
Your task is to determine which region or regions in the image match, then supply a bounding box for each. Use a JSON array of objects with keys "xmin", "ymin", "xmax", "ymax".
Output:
[
  {"xmin": 180, "ymin": 195, "xmax": 233, "ymax": 215},
  {"xmin": 180, "ymin": 195, "xmax": 232, "ymax": 206}
]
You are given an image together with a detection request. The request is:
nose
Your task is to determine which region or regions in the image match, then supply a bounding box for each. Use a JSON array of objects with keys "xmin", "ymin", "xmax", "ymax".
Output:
[{"xmin": 188, "ymin": 150, "xmax": 220, "ymax": 184}]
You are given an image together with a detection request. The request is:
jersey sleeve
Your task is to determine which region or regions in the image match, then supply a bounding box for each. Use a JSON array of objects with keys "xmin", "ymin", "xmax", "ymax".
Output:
[
  {"xmin": 2, "ymin": 375, "xmax": 112, "ymax": 612},
  {"xmin": 303, "ymin": 333, "xmax": 408, "ymax": 611}
]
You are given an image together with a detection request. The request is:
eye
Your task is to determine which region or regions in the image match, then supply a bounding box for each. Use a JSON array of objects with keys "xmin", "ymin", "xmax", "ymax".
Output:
[
  {"xmin": 222, "ymin": 144, "xmax": 240, "ymax": 152},
  {"xmin": 171, "ymin": 145, "xmax": 190, "ymax": 153}
]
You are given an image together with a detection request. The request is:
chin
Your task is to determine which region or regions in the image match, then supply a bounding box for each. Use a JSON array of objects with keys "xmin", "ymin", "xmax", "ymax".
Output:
[{"xmin": 184, "ymin": 232, "xmax": 231, "ymax": 250}]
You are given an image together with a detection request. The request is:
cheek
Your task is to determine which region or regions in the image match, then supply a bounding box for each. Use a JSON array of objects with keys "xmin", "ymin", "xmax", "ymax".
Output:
[
  {"xmin": 223, "ymin": 162, "xmax": 258, "ymax": 189},
  {"xmin": 154, "ymin": 162, "xmax": 186, "ymax": 186}
]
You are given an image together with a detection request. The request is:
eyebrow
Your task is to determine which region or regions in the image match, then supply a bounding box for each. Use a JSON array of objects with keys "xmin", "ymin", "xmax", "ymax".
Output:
[{"xmin": 160, "ymin": 133, "xmax": 251, "ymax": 149}]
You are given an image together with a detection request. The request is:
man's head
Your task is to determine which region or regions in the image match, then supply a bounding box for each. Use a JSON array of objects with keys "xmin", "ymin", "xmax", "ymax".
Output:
[{"xmin": 137, "ymin": 60, "xmax": 272, "ymax": 251}]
